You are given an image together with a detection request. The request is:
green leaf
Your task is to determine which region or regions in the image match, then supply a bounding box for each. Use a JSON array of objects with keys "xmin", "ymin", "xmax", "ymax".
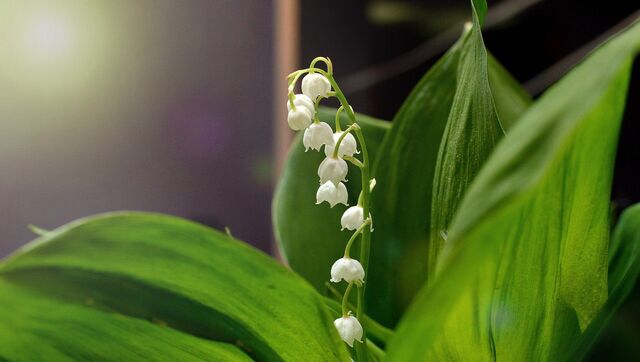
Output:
[
  {"xmin": 0, "ymin": 279, "xmax": 252, "ymax": 361},
  {"xmin": 427, "ymin": 9, "xmax": 506, "ymax": 281},
  {"xmin": 569, "ymin": 203, "xmax": 640, "ymax": 359},
  {"xmin": 487, "ymin": 53, "xmax": 532, "ymax": 131},
  {"xmin": 387, "ymin": 19, "xmax": 640, "ymax": 361},
  {"xmin": 471, "ymin": 0, "xmax": 487, "ymax": 26},
  {"xmin": 272, "ymin": 108, "xmax": 389, "ymax": 293},
  {"xmin": 0, "ymin": 212, "xmax": 350, "ymax": 361},
  {"xmin": 366, "ymin": 27, "xmax": 530, "ymax": 326}
]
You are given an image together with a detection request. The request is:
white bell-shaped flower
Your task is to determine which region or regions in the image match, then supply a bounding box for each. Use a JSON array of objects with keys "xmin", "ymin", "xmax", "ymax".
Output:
[
  {"xmin": 303, "ymin": 122, "xmax": 334, "ymax": 151},
  {"xmin": 316, "ymin": 181, "xmax": 348, "ymax": 207},
  {"xmin": 341, "ymin": 206, "xmax": 364, "ymax": 231},
  {"xmin": 318, "ymin": 156, "xmax": 348, "ymax": 185},
  {"xmin": 287, "ymin": 94, "xmax": 315, "ymax": 118},
  {"xmin": 287, "ymin": 107, "xmax": 312, "ymax": 131},
  {"xmin": 301, "ymin": 73, "xmax": 331, "ymax": 100},
  {"xmin": 330, "ymin": 257, "xmax": 365, "ymax": 283},
  {"xmin": 334, "ymin": 314, "xmax": 363, "ymax": 348},
  {"xmin": 324, "ymin": 131, "xmax": 359, "ymax": 158}
]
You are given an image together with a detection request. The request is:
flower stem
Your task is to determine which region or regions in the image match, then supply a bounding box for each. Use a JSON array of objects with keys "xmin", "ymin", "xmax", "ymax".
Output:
[
  {"xmin": 344, "ymin": 219, "xmax": 371, "ymax": 257},
  {"xmin": 309, "ymin": 56, "xmax": 333, "ymax": 75},
  {"xmin": 325, "ymin": 73, "xmax": 372, "ymax": 362},
  {"xmin": 343, "ymin": 156, "xmax": 364, "ymax": 169},
  {"xmin": 341, "ymin": 282, "xmax": 354, "ymax": 318},
  {"xmin": 335, "ymin": 106, "xmax": 345, "ymax": 132},
  {"xmin": 354, "ymin": 127, "xmax": 371, "ymax": 362},
  {"xmin": 332, "ymin": 123, "xmax": 358, "ymax": 159}
]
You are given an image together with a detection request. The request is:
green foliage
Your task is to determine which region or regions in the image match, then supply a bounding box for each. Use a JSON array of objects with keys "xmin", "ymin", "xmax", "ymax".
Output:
[
  {"xmin": 428, "ymin": 5, "xmax": 506, "ymax": 283},
  {"xmin": 1, "ymin": 0, "xmax": 639, "ymax": 360},
  {"xmin": 0, "ymin": 213, "xmax": 349, "ymax": 361},
  {"xmin": 275, "ymin": 36, "xmax": 531, "ymax": 328},
  {"xmin": 571, "ymin": 203, "xmax": 640, "ymax": 360},
  {"xmin": 386, "ymin": 19, "xmax": 640, "ymax": 361}
]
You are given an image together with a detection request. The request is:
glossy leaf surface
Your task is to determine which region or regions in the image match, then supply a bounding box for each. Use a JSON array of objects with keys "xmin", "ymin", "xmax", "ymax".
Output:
[
  {"xmin": 0, "ymin": 212, "xmax": 349, "ymax": 361},
  {"xmin": 387, "ymin": 19, "xmax": 640, "ymax": 361}
]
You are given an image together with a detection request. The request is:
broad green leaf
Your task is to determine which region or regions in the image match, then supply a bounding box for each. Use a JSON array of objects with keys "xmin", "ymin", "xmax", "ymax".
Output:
[
  {"xmin": 272, "ymin": 108, "xmax": 389, "ymax": 293},
  {"xmin": 387, "ymin": 19, "xmax": 640, "ymax": 362},
  {"xmin": 365, "ymin": 38, "xmax": 464, "ymax": 328},
  {"xmin": 0, "ymin": 212, "xmax": 350, "ymax": 361},
  {"xmin": 0, "ymin": 279, "xmax": 252, "ymax": 361},
  {"xmin": 427, "ymin": 4, "xmax": 505, "ymax": 281},
  {"xmin": 570, "ymin": 203, "xmax": 640, "ymax": 359},
  {"xmin": 367, "ymin": 27, "xmax": 530, "ymax": 326}
]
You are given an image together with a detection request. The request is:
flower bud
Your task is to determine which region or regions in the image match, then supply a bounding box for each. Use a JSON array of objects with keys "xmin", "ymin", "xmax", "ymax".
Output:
[
  {"xmin": 286, "ymin": 94, "xmax": 315, "ymax": 117},
  {"xmin": 318, "ymin": 156, "xmax": 348, "ymax": 185},
  {"xmin": 324, "ymin": 131, "xmax": 359, "ymax": 158},
  {"xmin": 330, "ymin": 257, "xmax": 365, "ymax": 283},
  {"xmin": 301, "ymin": 73, "xmax": 331, "ymax": 100},
  {"xmin": 334, "ymin": 315, "xmax": 363, "ymax": 347},
  {"xmin": 341, "ymin": 206, "xmax": 364, "ymax": 231},
  {"xmin": 287, "ymin": 107, "xmax": 312, "ymax": 131},
  {"xmin": 303, "ymin": 122, "xmax": 334, "ymax": 151},
  {"xmin": 316, "ymin": 181, "xmax": 348, "ymax": 207}
]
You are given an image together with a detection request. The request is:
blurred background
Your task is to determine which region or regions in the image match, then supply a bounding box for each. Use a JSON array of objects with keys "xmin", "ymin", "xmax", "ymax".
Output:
[{"xmin": 0, "ymin": 0, "xmax": 638, "ymax": 357}]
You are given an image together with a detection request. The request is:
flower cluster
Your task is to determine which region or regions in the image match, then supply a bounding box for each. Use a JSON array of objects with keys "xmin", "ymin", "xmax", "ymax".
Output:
[{"xmin": 287, "ymin": 57, "xmax": 374, "ymax": 352}]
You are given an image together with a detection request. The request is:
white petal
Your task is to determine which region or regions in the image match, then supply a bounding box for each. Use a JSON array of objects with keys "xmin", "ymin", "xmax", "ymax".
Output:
[
  {"xmin": 303, "ymin": 122, "xmax": 335, "ymax": 151},
  {"xmin": 318, "ymin": 157, "xmax": 348, "ymax": 185},
  {"xmin": 335, "ymin": 182, "xmax": 348, "ymax": 206},
  {"xmin": 341, "ymin": 206, "xmax": 364, "ymax": 230},
  {"xmin": 334, "ymin": 315, "xmax": 363, "ymax": 348},
  {"xmin": 286, "ymin": 94, "xmax": 315, "ymax": 116},
  {"xmin": 316, "ymin": 181, "xmax": 336, "ymax": 206},
  {"xmin": 301, "ymin": 73, "xmax": 332, "ymax": 100},
  {"xmin": 316, "ymin": 181, "xmax": 349, "ymax": 208},
  {"xmin": 325, "ymin": 132, "xmax": 359, "ymax": 158},
  {"xmin": 330, "ymin": 257, "xmax": 365, "ymax": 283},
  {"xmin": 287, "ymin": 108, "xmax": 312, "ymax": 131}
]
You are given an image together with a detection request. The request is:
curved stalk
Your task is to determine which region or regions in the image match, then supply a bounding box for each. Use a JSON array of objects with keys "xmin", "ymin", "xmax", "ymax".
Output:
[{"xmin": 325, "ymin": 73, "xmax": 372, "ymax": 362}]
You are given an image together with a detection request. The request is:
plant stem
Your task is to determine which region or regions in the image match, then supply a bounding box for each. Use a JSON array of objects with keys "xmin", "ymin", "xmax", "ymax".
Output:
[
  {"xmin": 325, "ymin": 74, "xmax": 372, "ymax": 362},
  {"xmin": 354, "ymin": 127, "xmax": 371, "ymax": 362},
  {"xmin": 332, "ymin": 124, "xmax": 358, "ymax": 159},
  {"xmin": 335, "ymin": 106, "xmax": 345, "ymax": 131},
  {"xmin": 341, "ymin": 282, "xmax": 354, "ymax": 317},
  {"xmin": 344, "ymin": 219, "xmax": 371, "ymax": 257}
]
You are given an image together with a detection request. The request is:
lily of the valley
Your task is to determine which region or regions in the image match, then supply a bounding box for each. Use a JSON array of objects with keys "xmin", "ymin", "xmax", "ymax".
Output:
[
  {"xmin": 286, "ymin": 94, "xmax": 315, "ymax": 116},
  {"xmin": 318, "ymin": 156, "xmax": 348, "ymax": 185},
  {"xmin": 303, "ymin": 122, "xmax": 334, "ymax": 151},
  {"xmin": 287, "ymin": 107, "xmax": 312, "ymax": 131},
  {"xmin": 316, "ymin": 181, "xmax": 348, "ymax": 207},
  {"xmin": 324, "ymin": 131, "xmax": 359, "ymax": 158},
  {"xmin": 330, "ymin": 257, "xmax": 365, "ymax": 283},
  {"xmin": 333, "ymin": 314, "xmax": 363, "ymax": 348},
  {"xmin": 302, "ymin": 73, "xmax": 331, "ymax": 100},
  {"xmin": 341, "ymin": 205, "xmax": 364, "ymax": 231}
]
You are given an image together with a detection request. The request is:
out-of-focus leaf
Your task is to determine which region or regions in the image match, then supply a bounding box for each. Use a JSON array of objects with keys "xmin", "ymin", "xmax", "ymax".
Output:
[
  {"xmin": 387, "ymin": 19, "xmax": 640, "ymax": 361},
  {"xmin": 472, "ymin": 0, "xmax": 487, "ymax": 25},
  {"xmin": 273, "ymin": 108, "xmax": 389, "ymax": 292},
  {"xmin": 571, "ymin": 203, "xmax": 640, "ymax": 360},
  {"xmin": 0, "ymin": 212, "xmax": 350, "ymax": 361},
  {"xmin": 487, "ymin": 53, "xmax": 532, "ymax": 130},
  {"xmin": 367, "ymin": 19, "xmax": 530, "ymax": 326}
]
